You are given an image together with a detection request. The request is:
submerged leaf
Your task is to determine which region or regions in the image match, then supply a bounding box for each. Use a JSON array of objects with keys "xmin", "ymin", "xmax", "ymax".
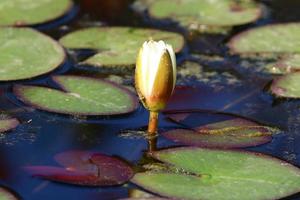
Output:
[
  {"xmin": 0, "ymin": 28, "xmax": 65, "ymax": 81},
  {"xmin": 132, "ymin": 147, "xmax": 300, "ymax": 200},
  {"xmin": 14, "ymin": 75, "xmax": 138, "ymax": 116},
  {"xmin": 25, "ymin": 151, "xmax": 134, "ymax": 186},
  {"xmin": 0, "ymin": 0, "xmax": 73, "ymax": 26}
]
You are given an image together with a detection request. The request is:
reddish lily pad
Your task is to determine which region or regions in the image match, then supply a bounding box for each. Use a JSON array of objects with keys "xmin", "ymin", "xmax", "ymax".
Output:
[
  {"xmin": 270, "ymin": 72, "xmax": 300, "ymax": 98},
  {"xmin": 25, "ymin": 151, "xmax": 134, "ymax": 186},
  {"xmin": 0, "ymin": 118, "xmax": 19, "ymax": 133},
  {"xmin": 132, "ymin": 147, "xmax": 300, "ymax": 200},
  {"xmin": 13, "ymin": 75, "xmax": 138, "ymax": 116}
]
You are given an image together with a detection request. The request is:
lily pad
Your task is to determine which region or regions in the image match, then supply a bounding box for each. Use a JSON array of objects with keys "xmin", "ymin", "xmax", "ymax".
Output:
[
  {"xmin": 25, "ymin": 151, "xmax": 134, "ymax": 186},
  {"xmin": 270, "ymin": 72, "xmax": 300, "ymax": 98},
  {"xmin": 59, "ymin": 27, "xmax": 184, "ymax": 68},
  {"xmin": 0, "ymin": 0, "xmax": 73, "ymax": 26},
  {"xmin": 134, "ymin": 0, "xmax": 261, "ymax": 33},
  {"xmin": 163, "ymin": 114, "xmax": 275, "ymax": 148},
  {"xmin": 163, "ymin": 128, "xmax": 272, "ymax": 149},
  {"xmin": 132, "ymin": 147, "xmax": 300, "ymax": 200},
  {"xmin": 0, "ymin": 27, "xmax": 65, "ymax": 81},
  {"xmin": 0, "ymin": 187, "xmax": 19, "ymax": 200},
  {"xmin": 228, "ymin": 23, "xmax": 300, "ymax": 55},
  {"xmin": 13, "ymin": 75, "xmax": 138, "ymax": 116},
  {"xmin": 0, "ymin": 118, "xmax": 19, "ymax": 133},
  {"xmin": 265, "ymin": 54, "xmax": 300, "ymax": 75}
]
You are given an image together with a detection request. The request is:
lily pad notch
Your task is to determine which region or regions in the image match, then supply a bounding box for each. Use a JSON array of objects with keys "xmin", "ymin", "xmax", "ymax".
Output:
[
  {"xmin": 132, "ymin": 147, "xmax": 300, "ymax": 200},
  {"xmin": 13, "ymin": 75, "xmax": 138, "ymax": 116}
]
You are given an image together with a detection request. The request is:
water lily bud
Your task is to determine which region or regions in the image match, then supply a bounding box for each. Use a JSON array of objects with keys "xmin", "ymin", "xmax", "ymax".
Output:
[{"xmin": 135, "ymin": 40, "xmax": 176, "ymax": 112}]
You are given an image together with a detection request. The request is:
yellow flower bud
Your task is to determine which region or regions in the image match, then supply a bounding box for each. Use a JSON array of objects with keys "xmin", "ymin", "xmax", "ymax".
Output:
[{"xmin": 135, "ymin": 40, "xmax": 176, "ymax": 112}]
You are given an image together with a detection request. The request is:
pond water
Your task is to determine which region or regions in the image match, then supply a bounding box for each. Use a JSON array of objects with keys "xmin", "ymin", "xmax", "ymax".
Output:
[{"xmin": 1, "ymin": 0, "xmax": 300, "ymax": 199}]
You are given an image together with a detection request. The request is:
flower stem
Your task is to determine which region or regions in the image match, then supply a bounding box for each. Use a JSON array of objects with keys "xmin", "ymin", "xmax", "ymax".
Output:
[{"xmin": 147, "ymin": 111, "xmax": 159, "ymax": 135}]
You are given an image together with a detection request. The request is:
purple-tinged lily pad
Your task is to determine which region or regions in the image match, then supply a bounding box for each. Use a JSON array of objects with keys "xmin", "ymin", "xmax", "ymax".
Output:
[
  {"xmin": 14, "ymin": 75, "xmax": 138, "ymax": 116},
  {"xmin": 132, "ymin": 147, "xmax": 300, "ymax": 200},
  {"xmin": 0, "ymin": 118, "xmax": 19, "ymax": 133},
  {"xmin": 163, "ymin": 128, "xmax": 272, "ymax": 149},
  {"xmin": 163, "ymin": 113, "xmax": 277, "ymax": 148},
  {"xmin": 270, "ymin": 72, "xmax": 300, "ymax": 98},
  {"xmin": 25, "ymin": 151, "xmax": 134, "ymax": 186}
]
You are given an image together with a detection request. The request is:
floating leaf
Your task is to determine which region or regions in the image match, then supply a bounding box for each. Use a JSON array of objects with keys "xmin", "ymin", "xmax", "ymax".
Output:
[
  {"xmin": 25, "ymin": 151, "xmax": 134, "ymax": 186},
  {"xmin": 134, "ymin": 0, "xmax": 261, "ymax": 33},
  {"xmin": 164, "ymin": 113, "xmax": 275, "ymax": 148},
  {"xmin": 163, "ymin": 128, "xmax": 272, "ymax": 149},
  {"xmin": 59, "ymin": 27, "xmax": 184, "ymax": 68},
  {"xmin": 270, "ymin": 72, "xmax": 300, "ymax": 98},
  {"xmin": 0, "ymin": 118, "xmax": 19, "ymax": 133},
  {"xmin": 132, "ymin": 147, "xmax": 300, "ymax": 200},
  {"xmin": 0, "ymin": 28, "xmax": 65, "ymax": 81},
  {"xmin": 14, "ymin": 75, "xmax": 138, "ymax": 116},
  {"xmin": 265, "ymin": 54, "xmax": 300, "ymax": 75},
  {"xmin": 0, "ymin": 0, "xmax": 73, "ymax": 26},
  {"xmin": 228, "ymin": 23, "xmax": 300, "ymax": 55},
  {"xmin": 0, "ymin": 187, "xmax": 19, "ymax": 200}
]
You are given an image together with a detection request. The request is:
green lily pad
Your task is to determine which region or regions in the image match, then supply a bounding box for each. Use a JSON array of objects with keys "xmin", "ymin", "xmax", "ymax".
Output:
[
  {"xmin": 59, "ymin": 27, "xmax": 184, "ymax": 68},
  {"xmin": 0, "ymin": 0, "xmax": 73, "ymax": 26},
  {"xmin": 132, "ymin": 147, "xmax": 300, "ymax": 200},
  {"xmin": 0, "ymin": 187, "xmax": 19, "ymax": 200},
  {"xmin": 270, "ymin": 72, "xmax": 300, "ymax": 98},
  {"xmin": 228, "ymin": 23, "xmax": 300, "ymax": 55},
  {"xmin": 0, "ymin": 27, "xmax": 65, "ymax": 81},
  {"xmin": 0, "ymin": 118, "xmax": 19, "ymax": 133},
  {"xmin": 134, "ymin": 0, "xmax": 261, "ymax": 33},
  {"xmin": 265, "ymin": 54, "xmax": 300, "ymax": 75},
  {"xmin": 13, "ymin": 75, "xmax": 138, "ymax": 116}
]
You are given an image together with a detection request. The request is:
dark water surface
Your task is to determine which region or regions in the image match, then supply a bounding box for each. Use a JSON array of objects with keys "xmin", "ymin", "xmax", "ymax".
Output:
[{"xmin": 1, "ymin": 0, "xmax": 300, "ymax": 199}]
